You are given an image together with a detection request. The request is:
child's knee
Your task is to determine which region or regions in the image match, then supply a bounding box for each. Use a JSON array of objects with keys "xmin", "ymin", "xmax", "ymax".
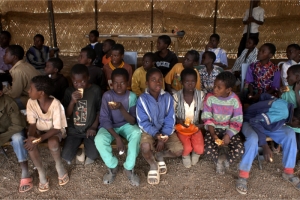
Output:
[
  {"xmin": 11, "ymin": 132, "xmax": 25, "ymax": 144},
  {"xmin": 141, "ymin": 143, "xmax": 151, "ymax": 153},
  {"xmin": 174, "ymin": 150, "xmax": 183, "ymax": 157},
  {"xmin": 48, "ymin": 140, "xmax": 60, "ymax": 152}
]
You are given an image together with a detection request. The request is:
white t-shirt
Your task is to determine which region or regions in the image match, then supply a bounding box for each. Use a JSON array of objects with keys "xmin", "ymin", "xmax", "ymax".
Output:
[
  {"xmin": 281, "ymin": 60, "xmax": 300, "ymax": 86},
  {"xmin": 243, "ymin": 6, "xmax": 264, "ymax": 34},
  {"xmin": 184, "ymin": 100, "xmax": 195, "ymax": 122},
  {"xmin": 27, "ymin": 97, "xmax": 67, "ymax": 135}
]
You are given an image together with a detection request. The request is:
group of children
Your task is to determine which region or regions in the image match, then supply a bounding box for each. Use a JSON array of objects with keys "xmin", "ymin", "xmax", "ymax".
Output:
[{"xmin": 1, "ymin": 29, "xmax": 300, "ymax": 195}]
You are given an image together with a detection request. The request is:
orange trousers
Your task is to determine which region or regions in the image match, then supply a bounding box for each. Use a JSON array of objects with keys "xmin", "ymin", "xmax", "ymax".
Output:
[{"xmin": 177, "ymin": 130, "xmax": 204, "ymax": 156}]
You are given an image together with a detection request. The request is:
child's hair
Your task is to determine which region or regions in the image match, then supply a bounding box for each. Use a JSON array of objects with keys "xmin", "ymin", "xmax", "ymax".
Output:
[
  {"xmin": 287, "ymin": 44, "xmax": 300, "ymax": 50},
  {"xmin": 111, "ymin": 44, "xmax": 125, "ymax": 55},
  {"xmin": 294, "ymin": 108, "xmax": 300, "ymax": 120},
  {"xmin": 34, "ymin": 34, "xmax": 44, "ymax": 42},
  {"xmin": 104, "ymin": 39, "xmax": 116, "ymax": 47},
  {"xmin": 31, "ymin": 75, "xmax": 55, "ymax": 96},
  {"xmin": 263, "ymin": 43, "xmax": 276, "ymax": 55},
  {"xmin": 111, "ymin": 68, "xmax": 129, "ymax": 82},
  {"xmin": 48, "ymin": 57, "xmax": 64, "ymax": 72},
  {"xmin": 210, "ymin": 33, "xmax": 220, "ymax": 42},
  {"xmin": 287, "ymin": 64, "xmax": 300, "ymax": 75},
  {"xmin": 89, "ymin": 30, "xmax": 99, "ymax": 37},
  {"xmin": 143, "ymin": 52, "xmax": 155, "ymax": 62},
  {"xmin": 71, "ymin": 64, "xmax": 89, "ymax": 76},
  {"xmin": 158, "ymin": 35, "xmax": 171, "ymax": 46},
  {"xmin": 215, "ymin": 71, "xmax": 236, "ymax": 89},
  {"xmin": 7, "ymin": 45, "xmax": 24, "ymax": 60},
  {"xmin": 180, "ymin": 67, "xmax": 197, "ymax": 82},
  {"xmin": 248, "ymin": 36, "xmax": 259, "ymax": 45},
  {"xmin": 81, "ymin": 47, "xmax": 96, "ymax": 63},
  {"xmin": 186, "ymin": 50, "xmax": 200, "ymax": 62},
  {"xmin": 146, "ymin": 68, "xmax": 162, "ymax": 81},
  {"xmin": 203, "ymin": 51, "xmax": 216, "ymax": 63},
  {"xmin": 0, "ymin": 31, "xmax": 11, "ymax": 39}
]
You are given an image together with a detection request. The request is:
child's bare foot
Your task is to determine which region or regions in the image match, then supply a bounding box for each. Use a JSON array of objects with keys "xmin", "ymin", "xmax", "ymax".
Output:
[
  {"xmin": 124, "ymin": 169, "xmax": 140, "ymax": 186},
  {"xmin": 191, "ymin": 152, "xmax": 201, "ymax": 166},
  {"xmin": 182, "ymin": 155, "xmax": 192, "ymax": 168},
  {"xmin": 103, "ymin": 166, "xmax": 118, "ymax": 184},
  {"xmin": 216, "ymin": 155, "xmax": 226, "ymax": 175}
]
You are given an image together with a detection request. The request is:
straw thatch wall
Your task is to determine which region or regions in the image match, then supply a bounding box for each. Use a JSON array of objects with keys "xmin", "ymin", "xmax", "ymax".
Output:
[{"xmin": 1, "ymin": 0, "xmax": 300, "ymax": 58}]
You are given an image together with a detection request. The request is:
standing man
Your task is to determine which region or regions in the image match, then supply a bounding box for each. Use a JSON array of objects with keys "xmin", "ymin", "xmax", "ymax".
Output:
[{"xmin": 237, "ymin": 0, "xmax": 264, "ymax": 57}]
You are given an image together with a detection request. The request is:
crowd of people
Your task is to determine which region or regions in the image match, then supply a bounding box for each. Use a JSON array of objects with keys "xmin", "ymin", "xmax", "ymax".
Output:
[{"xmin": 1, "ymin": 1, "xmax": 300, "ymax": 195}]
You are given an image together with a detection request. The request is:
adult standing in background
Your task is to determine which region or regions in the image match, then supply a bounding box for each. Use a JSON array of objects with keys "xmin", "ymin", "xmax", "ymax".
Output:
[{"xmin": 237, "ymin": 0, "xmax": 264, "ymax": 57}]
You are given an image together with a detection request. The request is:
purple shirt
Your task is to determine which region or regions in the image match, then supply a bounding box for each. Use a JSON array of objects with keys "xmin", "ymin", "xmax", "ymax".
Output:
[
  {"xmin": 245, "ymin": 61, "xmax": 280, "ymax": 93},
  {"xmin": 0, "ymin": 47, "xmax": 11, "ymax": 71},
  {"xmin": 99, "ymin": 90, "xmax": 137, "ymax": 130}
]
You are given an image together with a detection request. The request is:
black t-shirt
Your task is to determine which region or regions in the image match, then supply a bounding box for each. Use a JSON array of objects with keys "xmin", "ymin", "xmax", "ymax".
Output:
[
  {"xmin": 52, "ymin": 74, "xmax": 69, "ymax": 101},
  {"xmin": 88, "ymin": 65, "xmax": 107, "ymax": 92},
  {"xmin": 86, "ymin": 43, "xmax": 104, "ymax": 68},
  {"xmin": 63, "ymin": 84, "xmax": 101, "ymax": 134},
  {"xmin": 154, "ymin": 50, "xmax": 178, "ymax": 77}
]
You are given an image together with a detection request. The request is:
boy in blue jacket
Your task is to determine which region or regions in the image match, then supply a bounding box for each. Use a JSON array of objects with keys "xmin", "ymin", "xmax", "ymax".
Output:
[
  {"xmin": 236, "ymin": 93, "xmax": 300, "ymax": 195},
  {"xmin": 137, "ymin": 68, "xmax": 183, "ymax": 185}
]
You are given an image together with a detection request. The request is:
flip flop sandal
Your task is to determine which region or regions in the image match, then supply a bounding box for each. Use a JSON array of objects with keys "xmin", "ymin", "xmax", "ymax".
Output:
[
  {"xmin": 236, "ymin": 177, "xmax": 248, "ymax": 195},
  {"xmin": 58, "ymin": 173, "xmax": 69, "ymax": 186},
  {"xmin": 282, "ymin": 173, "xmax": 300, "ymax": 191},
  {"xmin": 123, "ymin": 169, "xmax": 140, "ymax": 186},
  {"xmin": 38, "ymin": 179, "xmax": 50, "ymax": 192},
  {"xmin": 147, "ymin": 170, "xmax": 160, "ymax": 185},
  {"xmin": 103, "ymin": 168, "xmax": 117, "ymax": 184},
  {"xmin": 157, "ymin": 161, "xmax": 167, "ymax": 174},
  {"xmin": 19, "ymin": 177, "xmax": 33, "ymax": 193}
]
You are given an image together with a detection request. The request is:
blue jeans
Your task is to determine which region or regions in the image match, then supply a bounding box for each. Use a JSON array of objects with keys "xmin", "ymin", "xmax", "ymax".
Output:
[
  {"xmin": 239, "ymin": 122, "xmax": 297, "ymax": 172},
  {"xmin": 11, "ymin": 131, "xmax": 28, "ymax": 162}
]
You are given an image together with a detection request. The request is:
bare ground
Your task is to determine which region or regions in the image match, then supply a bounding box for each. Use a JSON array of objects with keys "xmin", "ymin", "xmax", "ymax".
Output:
[{"xmin": 1, "ymin": 145, "xmax": 300, "ymax": 199}]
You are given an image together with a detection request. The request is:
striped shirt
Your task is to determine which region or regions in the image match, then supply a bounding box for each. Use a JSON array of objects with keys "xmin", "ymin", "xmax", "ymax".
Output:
[
  {"xmin": 231, "ymin": 48, "xmax": 258, "ymax": 72},
  {"xmin": 201, "ymin": 92, "xmax": 243, "ymax": 138}
]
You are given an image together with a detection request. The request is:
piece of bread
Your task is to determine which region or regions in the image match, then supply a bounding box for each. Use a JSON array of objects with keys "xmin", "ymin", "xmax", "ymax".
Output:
[
  {"xmin": 184, "ymin": 118, "xmax": 191, "ymax": 126},
  {"xmin": 78, "ymin": 88, "xmax": 84, "ymax": 95},
  {"xmin": 108, "ymin": 101, "xmax": 117, "ymax": 106},
  {"xmin": 215, "ymin": 139, "xmax": 223, "ymax": 146},
  {"xmin": 160, "ymin": 135, "xmax": 168, "ymax": 139},
  {"xmin": 281, "ymin": 86, "xmax": 290, "ymax": 93}
]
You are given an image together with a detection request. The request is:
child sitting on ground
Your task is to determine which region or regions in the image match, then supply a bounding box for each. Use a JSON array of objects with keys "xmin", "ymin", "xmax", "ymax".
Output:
[
  {"xmin": 3, "ymin": 45, "xmax": 40, "ymax": 109},
  {"xmin": 137, "ymin": 68, "xmax": 183, "ymax": 185},
  {"xmin": 198, "ymin": 51, "xmax": 223, "ymax": 94},
  {"xmin": 103, "ymin": 44, "xmax": 132, "ymax": 90},
  {"xmin": 85, "ymin": 30, "xmax": 104, "ymax": 68},
  {"xmin": 62, "ymin": 64, "xmax": 101, "ymax": 165},
  {"xmin": 78, "ymin": 47, "xmax": 106, "ymax": 92},
  {"xmin": 201, "ymin": 34, "xmax": 228, "ymax": 69},
  {"xmin": 131, "ymin": 52, "xmax": 160, "ymax": 96},
  {"xmin": 102, "ymin": 39, "xmax": 116, "ymax": 66},
  {"xmin": 24, "ymin": 75, "xmax": 69, "ymax": 192},
  {"xmin": 154, "ymin": 35, "xmax": 178, "ymax": 77},
  {"xmin": 0, "ymin": 82, "xmax": 31, "ymax": 193},
  {"xmin": 202, "ymin": 71, "xmax": 243, "ymax": 175},
  {"xmin": 236, "ymin": 93, "xmax": 299, "ymax": 195},
  {"xmin": 231, "ymin": 36, "xmax": 259, "ymax": 79},
  {"xmin": 242, "ymin": 43, "xmax": 280, "ymax": 103},
  {"xmin": 281, "ymin": 44, "xmax": 300, "ymax": 86},
  {"xmin": 95, "ymin": 68, "xmax": 141, "ymax": 186},
  {"xmin": 165, "ymin": 50, "xmax": 201, "ymax": 95},
  {"xmin": 44, "ymin": 57, "xmax": 69, "ymax": 101},
  {"xmin": 26, "ymin": 34, "xmax": 56, "ymax": 74},
  {"xmin": 173, "ymin": 68, "xmax": 205, "ymax": 168}
]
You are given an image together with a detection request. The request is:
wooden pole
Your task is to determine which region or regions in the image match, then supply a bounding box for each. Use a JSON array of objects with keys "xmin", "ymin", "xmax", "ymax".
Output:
[
  {"xmin": 48, "ymin": 0, "xmax": 57, "ymax": 48},
  {"xmin": 213, "ymin": 0, "xmax": 218, "ymax": 34},
  {"xmin": 94, "ymin": 0, "xmax": 98, "ymax": 30},
  {"xmin": 150, "ymin": 0, "xmax": 154, "ymax": 52},
  {"xmin": 246, "ymin": 0, "xmax": 254, "ymax": 41}
]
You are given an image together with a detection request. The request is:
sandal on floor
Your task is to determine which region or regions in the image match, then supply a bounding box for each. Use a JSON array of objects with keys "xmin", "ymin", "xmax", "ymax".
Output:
[
  {"xmin": 103, "ymin": 167, "xmax": 118, "ymax": 184},
  {"xmin": 236, "ymin": 177, "xmax": 248, "ymax": 195},
  {"xmin": 38, "ymin": 179, "xmax": 49, "ymax": 192},
  {"xmin": 123, "ymin": 169, "xmax": 140, "ymax": 186},
  {"xmin": 58, "ymin": 173, "xmax": 69, "ymax": 186},
  {"xmin": 158, "ymin": 161, "xmax": 167, "ymax": 174},
  {"xmin": 147, "ymin": 169, "xmax": 160, "ymax": 185},
  {"xmin": 282, "ymin": 173, "xmax": 300, "ymax": 191},
  {"xmin": 19, "ymin": 177, "xmax": 33, "ymax": 193}
]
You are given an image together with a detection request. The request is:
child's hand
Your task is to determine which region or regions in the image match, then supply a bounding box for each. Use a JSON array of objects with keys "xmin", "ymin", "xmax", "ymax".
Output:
[
  {"xmin": 177, "ymin": 119, "xmax": 189, "ymax": 128},
  {"xmin": 108, "ymin": 102, "xmax": 122, "ymax": 110},
  {"xmin": 223, "ymin": 134, "xmax": 230, "ymax": 146},
  {"xmin": 24, "ymin": 136, "xmax": 38, "ymax": 151},
  {"xmin": 157, "ymin": 134, "xmax": 169, "ymax": 142},
  {"xmin": 262, "ymin": 144, "xmax": 273, "ymax": 162},
  {"xmin": 116, "ymin": 137, "xmax": 125, "ymax": 152},
  {"xmin": 295, "ymin": 81, "xmax": 300, "ymax": 92},
  {"xmin": 156, "ymin": 140, "xmax": 165, "ymax": 152},
  {"xmin": 86, "ymin": 127, "xmax": 97, "ymax": 138},
  {"xmin": 71, "ymin": 90, "xmax": 82, "ymax": 103}
]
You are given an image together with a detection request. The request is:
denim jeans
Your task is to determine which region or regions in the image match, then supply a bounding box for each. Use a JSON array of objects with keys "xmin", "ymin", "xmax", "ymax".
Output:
[{"xmin": 11, "ymin": 131, "xmax": 28, "ymax": 162}]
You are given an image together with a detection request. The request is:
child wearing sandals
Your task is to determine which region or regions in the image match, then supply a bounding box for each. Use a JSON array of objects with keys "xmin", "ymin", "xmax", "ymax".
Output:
[
  {"xmin": 137, "ymin": 68, "xmax": 183, "ymax": 185},
  {"xmin": 236, "ymin": 93, "xmax": 300, "ymax": 195},
  {"xmin": 201, "ymin": 71, "xmax": 244, "ymax": 174},
  {"xmin": 24, "ymin": 75, "xmax": 69, "ymax": 192},
  {"xmin": 95, "ymin": 68, "xmax": 141, "ymax": 186},
  {"xmin": 173, "ymin": 68, "xmax": 205, "ymax": 168}
]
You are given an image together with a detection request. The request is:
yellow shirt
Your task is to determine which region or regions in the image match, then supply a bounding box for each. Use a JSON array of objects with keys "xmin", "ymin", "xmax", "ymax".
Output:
[
  {"xmin": 164, "ymin": 63, "xmax": 201, "ymax": 91},
  {"xmin": 131, "ymin": 66, "xmax": 165, "ymax": 96}
]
